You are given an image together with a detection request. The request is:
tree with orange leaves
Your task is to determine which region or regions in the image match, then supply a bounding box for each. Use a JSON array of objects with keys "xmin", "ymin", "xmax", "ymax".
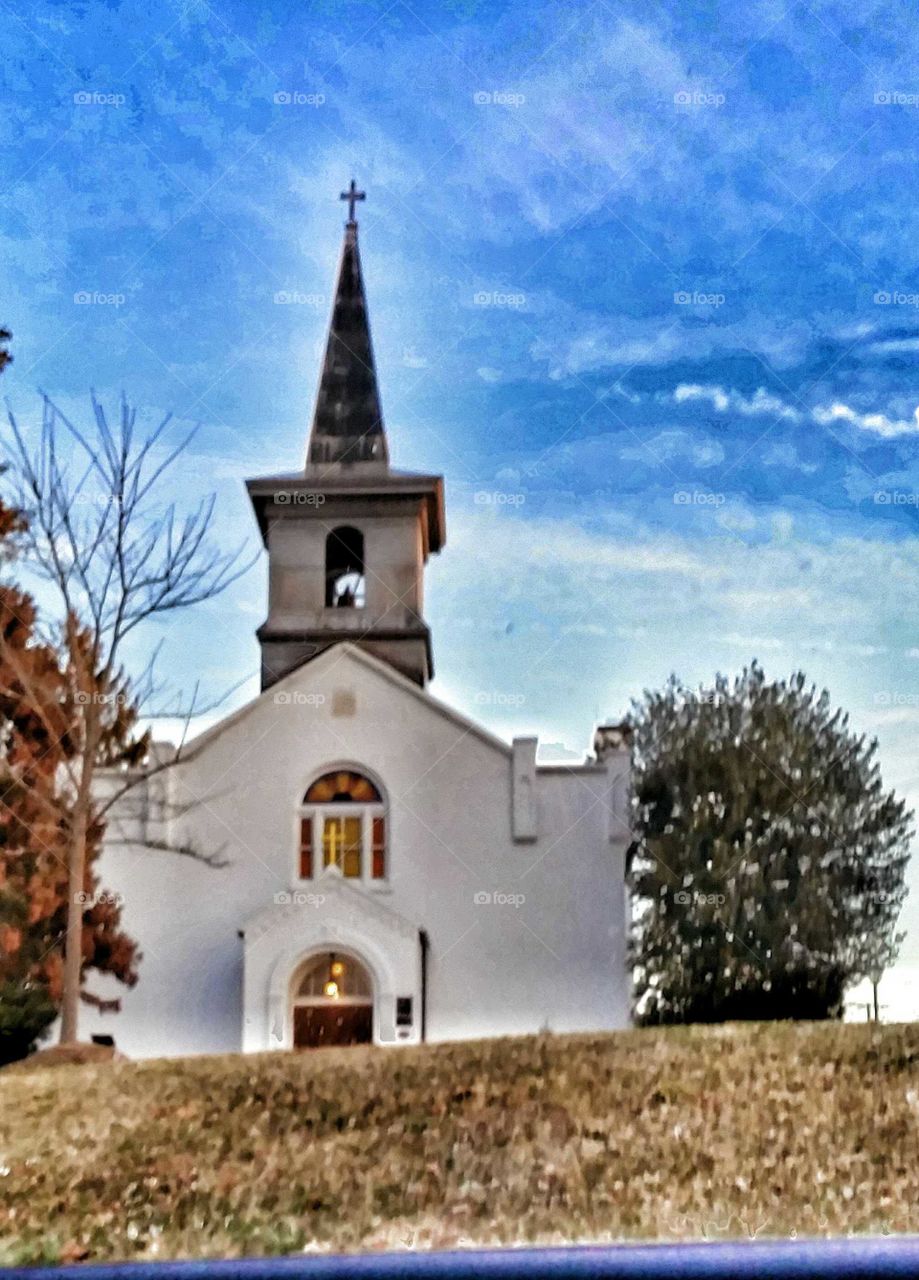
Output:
[{"xmin": 0, "ymin": 496, "xmax": 140, "ymax": 1063}]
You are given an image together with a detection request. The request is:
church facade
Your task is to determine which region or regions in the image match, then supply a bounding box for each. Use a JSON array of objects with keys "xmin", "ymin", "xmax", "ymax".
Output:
[{"xmin": 84, "ymin": 193, "xmax": 633, "ymax": 1059}]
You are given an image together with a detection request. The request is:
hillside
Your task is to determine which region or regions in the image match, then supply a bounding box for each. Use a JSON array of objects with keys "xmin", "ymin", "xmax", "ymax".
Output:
[{"xmin": 1, "ymin": 1021, "xmax": 918, "ymax": 1264}]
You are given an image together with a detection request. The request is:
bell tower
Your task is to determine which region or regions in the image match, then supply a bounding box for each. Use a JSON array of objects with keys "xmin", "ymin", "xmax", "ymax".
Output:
[{"xmin": 247, "ymin": 183, "xmax": 445, "ymax": 691}]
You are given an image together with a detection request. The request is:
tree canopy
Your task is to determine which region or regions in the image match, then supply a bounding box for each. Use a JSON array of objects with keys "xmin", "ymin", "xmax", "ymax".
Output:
[{"xmin": 629, "ymin": 663, "xmax": 912, "ymax": 1024}]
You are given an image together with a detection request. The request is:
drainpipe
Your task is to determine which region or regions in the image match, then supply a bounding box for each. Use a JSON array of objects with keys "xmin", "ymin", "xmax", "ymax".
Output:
[{"xmin": 419, "ymin": 928, "xmax": 429, "ymax": 1042}]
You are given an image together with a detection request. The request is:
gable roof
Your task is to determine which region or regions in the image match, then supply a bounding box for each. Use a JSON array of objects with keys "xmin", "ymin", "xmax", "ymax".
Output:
[{"xmin": 175, "ymin": 641, "xmax": 513, "ymax": 762}]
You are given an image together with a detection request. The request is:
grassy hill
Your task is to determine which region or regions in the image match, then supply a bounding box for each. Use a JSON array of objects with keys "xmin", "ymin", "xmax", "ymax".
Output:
[{"xmin": 1, "ymin": 1021, "xmax": 918, "ymax": 1264}]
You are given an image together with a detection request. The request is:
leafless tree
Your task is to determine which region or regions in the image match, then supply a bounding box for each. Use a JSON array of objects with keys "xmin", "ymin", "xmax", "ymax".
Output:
[{"xmin": 2, "ymin": 392, "xmax": 252, "ymax": 1044}]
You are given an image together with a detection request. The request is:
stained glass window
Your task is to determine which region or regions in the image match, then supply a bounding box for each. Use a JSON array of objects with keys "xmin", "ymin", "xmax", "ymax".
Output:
[
  {"xmin": 372, "ymin": 816, "xmax": 386, "ymax": 879},
  {"xmin": 299, "ymin": 816, "xmax": 313, "ymax": 879},
  {"xmin": 322, "ymin": 816, "xmax": 362, "ymax": 877},
  {"xmin": 299, "ymin": 771, "xmax": 386, "ymax": 882},
  {"xmin": 304, "ymin": 771, "xmax": 382, "ymax": 804}
]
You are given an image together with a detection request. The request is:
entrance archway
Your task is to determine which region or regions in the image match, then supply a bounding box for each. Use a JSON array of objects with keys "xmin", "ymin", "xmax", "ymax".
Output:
[{"xmin": 291, "ymin": 950, "xmax": 373, "ymax": 1049}]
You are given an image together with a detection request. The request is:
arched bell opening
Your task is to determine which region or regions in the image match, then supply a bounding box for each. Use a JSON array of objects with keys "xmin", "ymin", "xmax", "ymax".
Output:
[{"xmin": 325, "ymin": 526, "xmax": 366, "ymax": 608}]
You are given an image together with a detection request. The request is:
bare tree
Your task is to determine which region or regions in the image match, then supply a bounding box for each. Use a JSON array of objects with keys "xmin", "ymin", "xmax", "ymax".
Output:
[{"xmin": 2, "ymin": 392, "xmax": 251, "ymax": 1044}]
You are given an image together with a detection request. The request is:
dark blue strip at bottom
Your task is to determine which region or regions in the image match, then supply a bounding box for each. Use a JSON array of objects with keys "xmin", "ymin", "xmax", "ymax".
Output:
[{"xmin": 4, "ymin": 1239, "xmax": 919, "ymax": 1280}]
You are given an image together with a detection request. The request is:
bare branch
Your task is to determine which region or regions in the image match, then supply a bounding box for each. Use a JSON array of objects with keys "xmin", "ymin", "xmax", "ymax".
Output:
[{"xmin": 0, "ymin": 391, "xmax": 254, "ymax": 1042}]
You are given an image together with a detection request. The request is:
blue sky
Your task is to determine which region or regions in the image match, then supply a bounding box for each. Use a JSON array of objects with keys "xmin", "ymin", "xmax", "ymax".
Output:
[{"xmin": 4, "ymin": 0, "xmax": 919, "ymax": 1012}]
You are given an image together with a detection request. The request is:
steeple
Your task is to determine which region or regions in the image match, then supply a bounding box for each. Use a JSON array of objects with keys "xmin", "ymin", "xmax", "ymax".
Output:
[
  {"xmin": 246, "ymin": 182, "xmax": 446, "ymax": 692},
  {"xmin": 307, "ymin": 183, "xmax": 388, "ymax": 470}
]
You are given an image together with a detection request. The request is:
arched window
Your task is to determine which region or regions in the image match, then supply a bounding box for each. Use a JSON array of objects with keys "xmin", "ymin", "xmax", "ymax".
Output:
[
  {"xmin": 325, "ymin": 526, "xmax": 365, "ymax": 608},
  {"xmin": 295, "ymin": 952, "xmax": 372, "ymax": 1000},
  {"xmin": 298, "ymin": 769, "xmax": 386, "ymax": 882}
]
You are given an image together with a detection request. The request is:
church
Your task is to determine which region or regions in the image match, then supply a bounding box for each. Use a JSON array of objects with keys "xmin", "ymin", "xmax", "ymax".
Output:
[{"xmin": 85, "ymin": 187, "xmax": 633, "ymax": 1059}]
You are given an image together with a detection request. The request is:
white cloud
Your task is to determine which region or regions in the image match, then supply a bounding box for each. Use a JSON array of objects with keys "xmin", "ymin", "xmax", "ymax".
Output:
[
  {"xmin": 544, "ymin": 527, "xmax": 721, "ymax": 580},
  {"xmin": 771, "ymin": 512, "xmax": 795, "ymax": 540},
  {"xmin": 675, "ymin": 383, "xmax": 730, "ymax": 411},
  {"xmin": 531, "ymin": 312, "xmax": 813, "ymax": 378},
  {"xmin": 615, "ymin": 624, "xmax": 649, "ymax": 640},
  {"xmin": 716, "ymin": 506, "xmax": 757, "ymax": 533},
  {"xmin": 812, "ymin": 401, "xmax": 919, "ymax": 439},
  {"xmin": 537, "ymin": 741, "xmax": 583, "ymax": 762},
  {"xmin": 864, "ymin": 706, "xmax": 919, "ymax": 729},
  {"xmin": 716, "ymin": 631, "xmax": 788, "ymax": 652},
  {"xmin": 671, "ymin": 383, "xmax": 919, "ymax": 441},
  {"xmin": 673, "ymin": 383, "xmax": 802, "ymax": 422},
  {"xmin": 867, "ymin": 337, "xmax": 919, "ymax": 355},
  {"xmin": 620, "ymin": 429, "xmax": 725, "ymax": 468},
  {"xmin": 477, "ymin": 367, "xmax": 502, "ymax": 383},
  {"xmin": 724, "ymin": 587, "xmax": 811, "ymax": 611},
  {"xmin": 763, "ymin": 443, "xmax": 818, "ymax": 474}
]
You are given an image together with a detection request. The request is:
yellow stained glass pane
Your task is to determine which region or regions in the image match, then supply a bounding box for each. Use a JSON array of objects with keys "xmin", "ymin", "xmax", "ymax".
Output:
[{"xmin": 322, "ymin": 816, "xmax": 363, "ymax": 877}]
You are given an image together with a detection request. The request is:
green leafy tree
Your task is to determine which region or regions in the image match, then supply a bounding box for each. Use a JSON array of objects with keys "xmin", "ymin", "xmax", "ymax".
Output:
[{"xmin": 629, "ymin": 663, "xmax": 912, "ymax": 1024}]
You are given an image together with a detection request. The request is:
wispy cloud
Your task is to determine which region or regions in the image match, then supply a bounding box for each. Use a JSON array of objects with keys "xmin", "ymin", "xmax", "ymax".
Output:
[{"xmin": 813, "ymin": 402, "xmax": 919, "ymax": 440}]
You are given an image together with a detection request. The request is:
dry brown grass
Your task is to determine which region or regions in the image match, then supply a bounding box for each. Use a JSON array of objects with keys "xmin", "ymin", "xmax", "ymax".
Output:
[
  {"xmin": 2, "ymin": 1042, "xmax": 118, "ymax": 1073},
  {"xmin": 0, "ymin": 1021, "xmax": 917, "ymax": 1264}
]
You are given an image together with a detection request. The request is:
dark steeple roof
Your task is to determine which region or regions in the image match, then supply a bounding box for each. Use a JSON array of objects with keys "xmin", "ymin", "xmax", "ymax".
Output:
[{"xmin": 306, "ymin": 218, "xmax": 388, "ymax": 469}]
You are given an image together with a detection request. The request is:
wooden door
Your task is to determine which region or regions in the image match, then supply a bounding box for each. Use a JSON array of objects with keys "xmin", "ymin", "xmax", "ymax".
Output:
[{"xmin": 294, "ymin": 1003, "xmax": 373, "ymax": 1048}]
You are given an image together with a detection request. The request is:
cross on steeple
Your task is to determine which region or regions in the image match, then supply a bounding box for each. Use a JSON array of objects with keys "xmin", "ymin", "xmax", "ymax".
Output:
[{"xmin": 340, "ymin": 179, "xmax": 365, "ymax": 224}]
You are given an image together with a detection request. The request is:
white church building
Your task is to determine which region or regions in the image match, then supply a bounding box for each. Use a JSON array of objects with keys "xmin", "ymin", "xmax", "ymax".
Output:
[{"xmin": 86, "ymin": 189, "xmax": 633, "ymax": 1059}]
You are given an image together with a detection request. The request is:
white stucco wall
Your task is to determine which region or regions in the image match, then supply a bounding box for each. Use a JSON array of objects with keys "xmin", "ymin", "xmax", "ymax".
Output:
[{"xmin": 82, "ymin": 644, "xmax": 631, "ymax": 1058}]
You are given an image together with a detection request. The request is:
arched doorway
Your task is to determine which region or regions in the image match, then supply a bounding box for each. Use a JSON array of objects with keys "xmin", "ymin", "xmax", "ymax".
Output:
[{"xmin": 291, "ymin": 950, "xmax": 373, "ymax": 1049}]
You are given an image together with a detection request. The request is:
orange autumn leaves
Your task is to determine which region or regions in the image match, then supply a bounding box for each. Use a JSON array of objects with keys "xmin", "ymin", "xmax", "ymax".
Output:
[{"xmin": 0, "ymin": 496, "xmax": 138, "ymax": 1015}]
